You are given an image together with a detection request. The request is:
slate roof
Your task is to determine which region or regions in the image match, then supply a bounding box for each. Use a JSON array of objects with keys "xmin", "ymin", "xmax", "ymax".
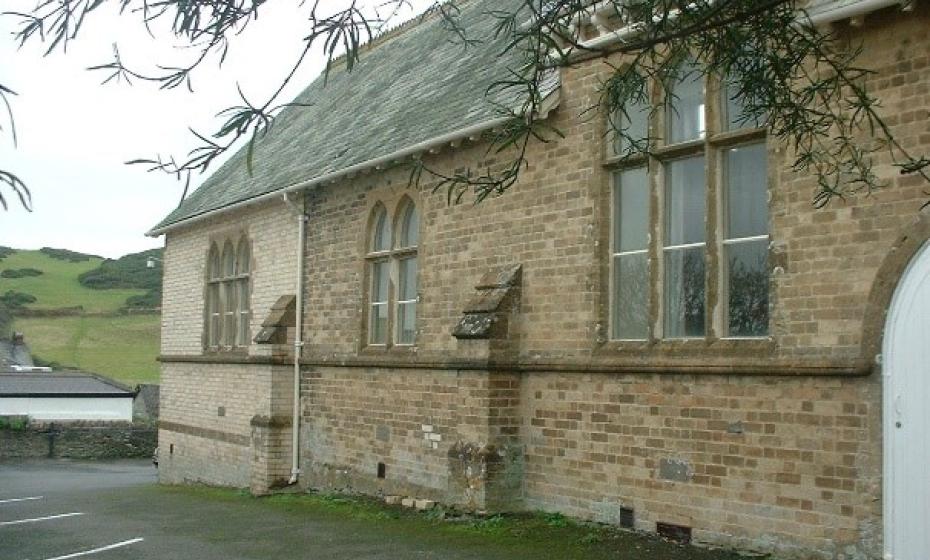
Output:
[
  {"xmin": 149, "ymin": 0, "xmax": 890, "ymax": 234},
  {"xmin": 151, "ymin": 0, "xmax": 538, "ymax": 233},
  {"xmin": 0, "ymin": 371, "xmax": 134, "ymax": 398}
]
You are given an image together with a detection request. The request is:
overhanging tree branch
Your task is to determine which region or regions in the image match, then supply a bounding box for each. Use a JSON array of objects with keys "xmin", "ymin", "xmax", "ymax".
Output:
[{"xmin": 0, "ymin": 0, "xmax": 927, "ymax": 212}]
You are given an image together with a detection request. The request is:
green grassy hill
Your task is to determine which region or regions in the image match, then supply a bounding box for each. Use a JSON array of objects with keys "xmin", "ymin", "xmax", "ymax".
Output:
[
  {"xmin": 0, "ymin": 250, "xmax": 147, "ymax": 311},
  {"xmin": 13, "ymin": 315, "xmax": 160, "ymax": 386},
  {"xmin": 0, "ymin": 247, "xmax": 162, "ymax": 385}
]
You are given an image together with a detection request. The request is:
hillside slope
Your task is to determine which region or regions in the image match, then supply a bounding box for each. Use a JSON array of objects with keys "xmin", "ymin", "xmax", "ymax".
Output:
[
  {"xmin": 0, "ymin": 247, "xmax": 162, "ymax": 385},
  {"xmin": 14, "ymin": 315, "xmax": 160, "ymax": 386},
  {"xmin": 0, "ymin": 249, "xmax": 146, "ymax": 311}
]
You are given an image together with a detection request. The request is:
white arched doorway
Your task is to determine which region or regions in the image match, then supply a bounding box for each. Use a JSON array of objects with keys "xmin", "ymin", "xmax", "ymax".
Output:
[{"xmin": 883, "ymin": 240, "xmax": 930, "ymax": 560}]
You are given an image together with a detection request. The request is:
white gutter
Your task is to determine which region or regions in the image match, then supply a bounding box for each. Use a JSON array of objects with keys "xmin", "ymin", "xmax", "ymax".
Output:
[
  {"xmin": 576, "ymin": 0, "xmax": 910, "ymax": 50},
  {"xmin": 806, "ymin": 0, "xmax": 909, "ymax": 26},
  {"xmin": 146, "ymin": 116, "xmax": 512, "ymax": 237},
  {"xmin": 282, "ymin": 192, "xmax": 306, "ymax": 485}
]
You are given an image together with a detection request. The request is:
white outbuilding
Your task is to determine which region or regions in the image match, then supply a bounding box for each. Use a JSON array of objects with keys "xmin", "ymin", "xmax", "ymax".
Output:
[{"xmin": 0, "ymin": 369, "xmax": 135, "ymax": 421}]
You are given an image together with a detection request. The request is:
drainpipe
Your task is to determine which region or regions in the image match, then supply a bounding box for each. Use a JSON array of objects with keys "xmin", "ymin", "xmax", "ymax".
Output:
[{"xmin": 283, "ymin": 192, "xmax": 307, "ymax": 485}]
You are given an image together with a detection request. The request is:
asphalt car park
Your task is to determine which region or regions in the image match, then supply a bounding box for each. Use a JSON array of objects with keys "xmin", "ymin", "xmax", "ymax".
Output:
[
  {"xmin": 0, "ymin": 460, "xmax": 550, "ymax": 560},
  {"xmin": 0, "ymin": 460, "xmax": 752, "ymax": 560}
]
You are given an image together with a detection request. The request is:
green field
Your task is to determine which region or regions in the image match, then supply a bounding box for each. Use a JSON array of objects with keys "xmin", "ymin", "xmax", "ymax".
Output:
[
  {"xmin": 0, "ymin": 250, "xmax": 146, "ymax": 312},
  {"xmin": 1, "ymin": 248, "xmax": 160, "ymax": 385},
  {"xmin": 12, "ymin": 315, "xmax": 160, "ymax": 386}
]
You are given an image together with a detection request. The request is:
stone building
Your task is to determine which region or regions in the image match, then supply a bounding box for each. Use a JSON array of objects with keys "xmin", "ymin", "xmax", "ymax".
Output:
[{"xmin": 148, "ymin": 1, "xmax": 930, "ymax": 558}]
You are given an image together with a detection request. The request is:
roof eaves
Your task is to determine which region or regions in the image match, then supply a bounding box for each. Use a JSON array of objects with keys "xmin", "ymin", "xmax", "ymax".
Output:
[{"xmin": 574, "ymin": 0, "xmax": 911, "ymax": 51}]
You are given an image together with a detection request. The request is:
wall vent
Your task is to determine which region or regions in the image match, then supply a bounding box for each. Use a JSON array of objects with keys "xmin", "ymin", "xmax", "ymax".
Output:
[
  {"xmin": 656, "ymin": 522, "xmax": 691, "ymax": 544},
  {"xmin": 617, "ymin": 507, "xmax": 634, "ymax": 529}
]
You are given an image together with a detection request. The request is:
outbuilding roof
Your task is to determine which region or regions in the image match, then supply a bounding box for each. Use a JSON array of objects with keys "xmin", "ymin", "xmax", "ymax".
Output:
[
  {"xmin": 0, "ymin": 370, "xmax": 134, "ymax": 398},
  {"xmin": 150, "ymin": 0, "xmax": 537, "ymax": 234}
]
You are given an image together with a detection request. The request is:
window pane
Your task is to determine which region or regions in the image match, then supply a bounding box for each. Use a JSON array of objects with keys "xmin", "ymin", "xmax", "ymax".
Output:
[
  {"xmin": 612, "ymin": 98, "xmax": 649, "ymax": 155},
  {"xmin": 665, "ymin": 246, "xmax": 705, "ymax": 337},
  {"xmin": 400, "ymin": 204, "xmax": 419, "ymax": 248},
  {"xmin": 396, "ymin": 301, "xmax": 416, "ymax": 344},
  {"xmin": 613, "ymin": 168, "xmax": 649, "ymax": 253},
  {"xmin": 371, "ymin": 261, "xmax": 388, "ymax": 303},
  {"xmin": 727, "ymin": 239, "xmax": 769, "ymax": 337},
  {"xmin": 209, "ymin": 284, "xmax": 221, "ymax": 347},
  {"xmin": 224, "ymin": 281, "xmax": 238, "ymax": 346},
  {"xmin": 238, "ymin": 279, "xmax": 250, "ymax": 345},
  {"xmin": 398, "ymin": 256, "xmax": 417, "ymax": 301},
  {"xmin": 372, "ymin": 208, "xmax": 391, "ymax": 252},
  {"xmin": 222, "ymin": 242, "xmax": 235, "ymax": 277},
  {"xmin": 370, "ymin": 303, "xmax": 388, "ymax": 344},
  {"xmin": 665, "ymin": 156, "xmax": 706, "ymax": 246},
  {"xmin": 667, "ymin": 63, "xmax": 705, "ymax": 143},
  {"xmin": 238, "ymin": 311, "xmax": 250, "ymax": 346},
  {"xmin": 724, "ymin": 80, "xmax": 764, "ymax": 131},
  {"xmin": 208, "ymin": 245, "xmax": 221, "ymax": 280},
  {"xmin": 726, "ymin": 143, "xmax": 768, "ymax": 239},
  {"xmin": 612, "ymin": 253, "xmax": 649, "ymax": 339},
  {"xmin": 210, "ymin": 316, "xmax": 220, "ymax": 346},
  {"xmin": 237, "ymin": 239, "xmax": 250, "ymax": 274}
]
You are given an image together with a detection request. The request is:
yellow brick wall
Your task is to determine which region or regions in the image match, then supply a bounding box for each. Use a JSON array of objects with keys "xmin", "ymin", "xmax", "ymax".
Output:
[
  {"xmin": 521, "ymin": 372, "xmax": 881, "ymax": 558},
  {"xmin": 300, "ymin": 8, "xmax": 930, "ymax": 368},
  {"xmin": 161, "ymin": 201, "xmax": 299, "ymax": 356},
  {"xmin": 160, "ymin": 201, "xmax": 299, "ymax": 487},
  {"xmin": 157, "ymin": 5, "xmax": 929, "ymax": 558}
]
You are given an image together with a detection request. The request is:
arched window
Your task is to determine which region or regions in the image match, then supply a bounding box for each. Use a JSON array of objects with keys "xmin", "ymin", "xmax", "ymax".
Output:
[
  {"xmin": 398, "ymin": 203, "xmax": 419, "ymax": 249},
  {"xmin": 372, "ymin": 206, "xmax": 391, "ymax": 253},
  {"xmin": 205, "ymin": 235, "xmax": 251, "ymax": 350},
  {"xmin": 206, "ymin": 243, "xmax": 222, "ymax": 347},
  {"xmin": 221, "ymin": 241, "xmax": 237, "ymax": 347},
  {"xmin": 236, "ymin": 238, "xmax": 251, "ymax": 346},
  {"xmin": 395, "ymin": 202, "xmax": 418, "ymax": 345},
  {"xmin": 367, "ymin": 205, "xmax": 391, "ymax": 345},
  {"xmin": 365, "ymin": 200, "xmax": 419, "ymax": 346}
]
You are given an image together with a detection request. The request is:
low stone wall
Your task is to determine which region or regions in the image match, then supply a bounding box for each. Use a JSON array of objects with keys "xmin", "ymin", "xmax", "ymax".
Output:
[{"xmin": 0, "ymin": 419, "xmax": 157, "ymax": 461}]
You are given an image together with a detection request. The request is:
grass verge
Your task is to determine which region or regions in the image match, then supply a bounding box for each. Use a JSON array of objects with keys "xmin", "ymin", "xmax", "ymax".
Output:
[{"xmin": 160, "ymin": 486, "xmax": 764, "ymax": 560}]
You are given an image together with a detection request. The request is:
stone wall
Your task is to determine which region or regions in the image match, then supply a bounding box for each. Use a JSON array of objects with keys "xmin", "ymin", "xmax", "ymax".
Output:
[
  {"xmin": 155, "ymin": 5, "xmax": 930, "ymax": 559},
  {"xmin": 293, "ymin": 6, "xmax": 930, "ymax": 371},
  {"xmin": 133, "ymin": 383, "xmax": 160, "ymax": 421},
  {"xmin": 159, "ymin": 200, "xmax": 299, "ymax": 490},
  {"xmin": 521, "ymin": 372, "xmax": 881, "ymax": 559},
  {"xmin": 294, "ymin": 364, "xmax": 880, "ymax": 558},
  {"xmin": 157, "ymin": 361, "xmax": 294, "ymax": 492},
  {"xmin": 0, "ymin": 420, "xmax": 156, "ymax": 461},
  {"xmin": 161, "ymin": 201, "xmax": 299, "ymax": 358},
  {"xmin": 300, "ymin": 366, "xmax": 523, "ymax": 511}
]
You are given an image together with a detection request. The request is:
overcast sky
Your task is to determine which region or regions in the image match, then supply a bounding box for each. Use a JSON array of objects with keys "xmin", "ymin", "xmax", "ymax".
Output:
[{"xmin": 0, "ymin": 1, "xmax": 429, "ymax": 258}]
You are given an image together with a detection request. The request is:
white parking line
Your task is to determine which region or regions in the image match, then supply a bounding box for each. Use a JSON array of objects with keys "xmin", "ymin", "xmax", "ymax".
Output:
[
  {"xmin": 0, "ymin": 512, "xmax": 84, "ymax": 526},
  {"xmin": 0, "ymin": 496, "xmax": 44, "ymax": 505},
  {"xmin": 40, "ymin": 538, "xmax": 144, "ymax": 560}
]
